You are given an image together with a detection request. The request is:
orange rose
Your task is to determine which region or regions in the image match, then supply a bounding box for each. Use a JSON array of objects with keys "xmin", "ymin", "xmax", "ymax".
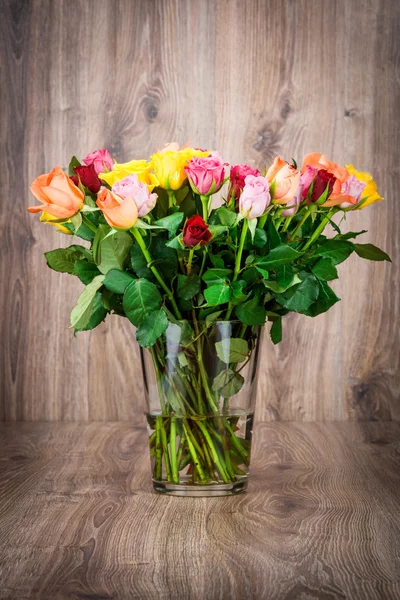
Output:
[
  {"xmin": 96, "ymin": 188, "xmax": 138, "ymax": 230},
  {"xmin": 266, "ymin": 157, "xmax": 300, "ymax": 204},
  {"xmin": 28, "ymin": 167, "xmax": 84, "ymax": 218}
]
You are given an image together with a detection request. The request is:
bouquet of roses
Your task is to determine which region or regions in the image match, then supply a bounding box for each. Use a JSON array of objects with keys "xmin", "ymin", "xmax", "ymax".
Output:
[{"xmin": 28, "ymin": 143, "xmax": 389, "ymax": 491}]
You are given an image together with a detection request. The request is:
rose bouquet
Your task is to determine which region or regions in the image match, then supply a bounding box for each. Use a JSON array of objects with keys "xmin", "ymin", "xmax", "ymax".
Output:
[{"xmin": 28, "ymin": 144, "xmax": 389, "ymax": 495}]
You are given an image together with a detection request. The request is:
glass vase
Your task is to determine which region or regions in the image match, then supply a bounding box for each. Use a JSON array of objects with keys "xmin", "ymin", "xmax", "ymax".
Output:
[{"xmin": 140, "ymin": 320, "xmax": 262, "ymax": 496}]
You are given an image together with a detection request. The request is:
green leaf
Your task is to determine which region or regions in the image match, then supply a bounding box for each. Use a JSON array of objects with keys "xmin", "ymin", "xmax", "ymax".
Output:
[
  {"xmin": 71, "ymin": 212, "xmax": 82, "ymax": 231},
  {"xmin": 335, "ymin": 230, "xmax": 367, "ymax": 241},
  {"xmin": 45, "ymin": 245, "xmax": 92, "ymax": 274},
  {"xmin": 101, "ymin": 289, "xmax": 118, "ymax": 311},
  {"xmin": 92, "ymin": 224, "xmax": 110, "ymax": 264},
  {"xmin": 255, "ymin": 244, "xmax": 303, "ymax": 270},
  {"xmin": 215, "ymin": 338, "xmax": 249, "ymax": 363},
  {"xmin": 103, "ymin": 269, "xmax": 135, "ymax": 294},
  {"xmin": 270, "ymin": 317, "xmax": 282, "ymax": 344},
  {"xmin": 354, "ymin": 243, "xmax": 391, "ymax": 262},
  {"xmin": 123, "ymin": 278, "xmax": 162, "ymax": 326},
  {"xmin": 64, "ymin": 221, "xmax": 95, "ymax": 241},
  {"xmin": 154, "ymin": 213, "xmax": 185, "ymax": 237},
  {"xmin": 263, "ymin": 273, "xmax": 301, "ymax": 293},
  {"xmin": 202, "ymin": 268, "xmax": 232, "ymax": 286},
  {"xmin": 276, "ymin": 274, "xmax": 320, "ymax": 314},
  {"xmin": 304, "ymin": 280, "xmax": 340, "ymax": 317},
  {"xmin": 275, "ymin": 265, "xmax": 294, "ymax": 288},
  {"xmin": 311, "ymin": 258, "xmax": 339, "ymax": 281},
  {"xmin": 68, "ymin": 155, "xmax": 81, "ymax": 176},
  {"xmin": 72, "ymin": 260, "xmax": 102, "ymax": 284},
  {"xmin": 176, "ymin": 274, "xmax": 201, "ymax": 300},
  {"xmin": 313, "ymin": 240, "xmax": 355, "ymax": 265},
  {"xmin": 235, "ymin": 296, "xmax": 267, "ymax": 325},
  {"xmin": 215, "ymin": 206, "xmax": 237, "ymax": 227},
  {"xmin": 165, "ymin": 234, "xmax": 184, "ymax": 249},
  {"xmin": 231, "ymin": 280, "xmax": 250, "ymax": 305},
  {"xmin": 136, "ymin": 309, "xmax": 169, "ymax": 348},
  {"xmin": 209, "ymin": 253, "xmax": 225, "ymax": 268},
  {"xmin": 70, "ymin": 275, "xmax": 105, "ymax": 330},
  {"xmin": 253, "ymin": 228, "xmax": 267, "ymax": 248},
  {"xmin": 267, "ymin": 220, "xmax": 281, "ymax": 250},
  {"xmin": 97, "ymin": 231, "xmax": 133, "ymax": 274},
  {"xmin": 212, "ymin": 369, "xmax": 244, "ymax": 398},
  {"xmin": 255, "ymin": 265, "xmax": 270, "ymax": 279},
  {"xmin": 133, "ymin": 218, "xmax": 163, "ymax": 230},
  {"xmin": 209, "ymin": 225, "xmax": 228, "ymax": 239},
  {"xmin": 76, "ymin": 292, "xmax": 107, "ymax": 331},
  {"xmin": 204, "ymin": 282, "xmax": 231, "ymax": 306}
]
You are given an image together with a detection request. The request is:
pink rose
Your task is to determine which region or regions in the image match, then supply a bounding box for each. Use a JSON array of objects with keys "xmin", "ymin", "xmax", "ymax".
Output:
[
  {"xmin": 281, "ymin": 184, "xmax": 303, "ymax": 217},
  {"xmin": 227, "ymin": 164, "xmax": 261, "ymax": 207},
  {"xmin": 83, "ymin": 149, "xmax": 114, "ymax": 175},
  {"xmin": 112, "ymin": 174, "xmax": 157, "ymax": 217},
  {"xmin": 185, "ymin": 152, "xmax": 227, "ymax": 196},
  {"xmin": 300, "ymin": 165, "xmax": 318, "ymax": 198},
  {"xmin": 239, "ymin": 175, "xmax": 271, "ymax": 219},
  {"xmin": 339, "ymin": 175, "xmax": 366, "ymax": 208}
]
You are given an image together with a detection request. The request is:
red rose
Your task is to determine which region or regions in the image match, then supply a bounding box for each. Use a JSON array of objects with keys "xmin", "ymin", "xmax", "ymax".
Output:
[
  {"xmin": 183, "ymin": 215, "xmax": 212, "ymax": 248},
  {"xmin": 227, "ymin": 164, "xmax": 261, "ymax": 208},
  {"xmin": 71, "ymin": 163, "xmax": 101, "ymax": 193},
  {"xmin": 310, "ymin": 169, "xmax": 336, "ymax": 203}
]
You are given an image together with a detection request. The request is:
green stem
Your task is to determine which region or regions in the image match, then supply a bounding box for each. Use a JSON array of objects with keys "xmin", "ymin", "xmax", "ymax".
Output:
[
  {"xmin": 169, "ymin": 417, "xmax": 179, "ymax": 483},
  {"xmin": 183, "ymin": 421, "xmax": 207, "ymax": 482},
  {"xmin": 258, "ymin": 214, "xmax": 267, "ymax": 229},
  {"xmin": 196, "ymin": 421, "xmax": 230, "ymax": 483},
  {"xmin": 282, "ymin": 215, "xmax": 294, "ymax": 232},
  {"xmin": 187, "ymin": 248, "xmax": 195, "ymax": 275},
  {"xmin": 198, "ymin": 248, "xmax": 207, "ymax": 278},
  {"xmin": 81, "ymin": 213, "xmax": 98, "ymax": 233},
  {"xmin": 200, "ymin": 195, "xmax": 210, "ymax": 222},
  {"xmin": 154, "ymin": 418, "xmax": 162, "ymax": 480},
  {"xmin": 289, "ymin": 206, "xmax": 312, "ymax": 241},
  {"xmin": 150, "ymin": 347, "xmax": 166, "ymax": 413},
  {"xmin": 159, "ymin": 418, "xmax": 172, "ymax": 481},
  {"xmin": 225, "ymin": 219, "xmax": 248, "ymax": 320},
  {"xmin": 167, "ymin": 190, "xmax": 176, "ymax": 209},
  {"xmin": 302, "ymin": 209, "xmax": 335, "ymax": 251},
  {"xmin": 131, "ymin": 227, "xmax": 182, "ymax": 319}
]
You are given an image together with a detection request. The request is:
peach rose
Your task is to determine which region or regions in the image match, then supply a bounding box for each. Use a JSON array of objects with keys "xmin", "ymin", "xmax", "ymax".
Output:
[
  {"xmin": 96, "ymin": 187, "xmax": 138, "ymax": 230},
  {"xmin": 28, "ymin": 167, "xmax": 84, "ymax": 218},
  {"xmin": 266, "ymin": 157, "xmax": 300, "ymax": 204}
]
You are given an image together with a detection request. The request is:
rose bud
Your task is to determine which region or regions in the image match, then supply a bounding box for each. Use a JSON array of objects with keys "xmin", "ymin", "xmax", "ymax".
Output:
[
  {"xmin": 112, "ymin": 174, "xmax": 158, "ymax": 217},
  {"xmin": 239, "ymin": 175, "xmax": 271, "ymax": 219},
  {"xmin": 301, "ymin": 153, "xmax": 355, "ymax": 207},
  {"xmin": 266, "ymin": 157, "xmax": 300, "ymax": 204},
  {"xmin": 183, "ymin": 215, "xmax": 212, "ymax": 248},
  {"xmin": 184, "ymin": 152, "xmax": 227, "ymax": 196},
  {"xmin": 227, "ymin": 164, "xmax": 261, "ymax": 207},
  {"xmin": 71, "ymin": 163, "xmax": 101, "ymax": 193},
  {"xmin": 96, "ymin": 187, "xmax": 138, "ymax": 230},
  {"xmin": 83, "ymin": 148, "xmax": 114, "ymax": 175},
  {"xmin": 28, "ymin": 166, "xmax": 84, "ymax": 219}
]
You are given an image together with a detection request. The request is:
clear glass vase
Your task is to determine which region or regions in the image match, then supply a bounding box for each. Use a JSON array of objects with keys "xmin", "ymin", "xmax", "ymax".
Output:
[{"xmin": 141, "ymin": 320, "xmax": 262, "ymax": 496}]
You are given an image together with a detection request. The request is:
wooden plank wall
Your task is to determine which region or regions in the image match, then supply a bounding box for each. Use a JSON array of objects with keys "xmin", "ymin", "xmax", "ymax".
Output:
[{"xmin": 1, "ymin": 0, "xmax": 399, "ymax": 422}]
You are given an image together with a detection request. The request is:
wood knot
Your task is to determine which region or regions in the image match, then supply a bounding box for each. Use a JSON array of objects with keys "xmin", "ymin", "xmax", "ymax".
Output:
[
  {"xmin": 253, "ymin": 123, "xmax": 281, "ymax": 163},
  {"xmin": 145, "ymin": 99, "xmax": 159, "ymax": 123}
]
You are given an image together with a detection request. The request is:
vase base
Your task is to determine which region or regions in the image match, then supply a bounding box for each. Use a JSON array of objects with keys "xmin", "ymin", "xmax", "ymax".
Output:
[{"xmin": 152, "ymin": 478, "xmax": 248, "ymax": 497}]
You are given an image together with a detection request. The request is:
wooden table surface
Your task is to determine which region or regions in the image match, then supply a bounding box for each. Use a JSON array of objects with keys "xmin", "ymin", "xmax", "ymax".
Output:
[{"xmin": 0, "ymin": 422, "xmax": 399, "ymax": 600}]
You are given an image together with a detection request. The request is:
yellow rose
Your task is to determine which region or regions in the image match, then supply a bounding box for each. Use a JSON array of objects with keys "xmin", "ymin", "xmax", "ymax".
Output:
[
  {"xmin": 151, "ymin": 147, "xmax": 209, "ymax": 190},
  {"xmin": 345, "ymin": 164, "xmax": 384, "ymax": 209},
  {"xmin": 99, "ymin": 159, "xmax": 157, "ymax": 190},
  {"xmin": 40, "ymin": 211, "xmax": 72, "ymax": 235}
]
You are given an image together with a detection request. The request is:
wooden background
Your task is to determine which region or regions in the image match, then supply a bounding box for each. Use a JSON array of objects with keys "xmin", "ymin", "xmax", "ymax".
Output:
[{"xmin": 1, "ymin": 0, "xmax": 399, "ymax": 423}]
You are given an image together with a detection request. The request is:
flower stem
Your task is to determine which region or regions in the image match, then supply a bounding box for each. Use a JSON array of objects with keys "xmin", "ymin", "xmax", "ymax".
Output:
[
  {"xmin": 131, "ymin": 227, "xmax": 182, "ymax": 319},
  {"xmin": 258, "ymin": 214, "xmax": 267, "ymax": 229},
  {"xmin": 169, "ymin": 417, "xmax": 179, "ymax": 483},
  {"xmin": 167, "ymin": 190, "xmax": 176, "ymax": 209},
  {"xmin": 187, "ymin": 248, "xmax": 195, "ymax": 275},
  {"xmin": 183, "ymin": 421, "xmax": 207, "ymax": 482},
  {"xmin": 282, "ymin": 215, "xmax": 294, "ymax": 232},
  {"xmin": 200, "ymin": 195, "xmax": 210, "ymax": 222},
  {"xmin": 289, "ymin": 205, "xmax": 312, "ymax": 241},
  {"xmin": 302, "ymin": 209, "xmax": 335, "ymax": 251},
  {"xmin": 225, "ymin": 219, "xmax": 248, "ymax": 320}
]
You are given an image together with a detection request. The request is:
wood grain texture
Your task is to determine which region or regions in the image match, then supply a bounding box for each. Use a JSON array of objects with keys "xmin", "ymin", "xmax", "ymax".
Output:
[
  {"xmin": 0, "ymin": 421, "xmax": 399, "ymax": 599},
  {"xmin": 1, "ymin": 0, "xmax": 399, "ymax": 422}
]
